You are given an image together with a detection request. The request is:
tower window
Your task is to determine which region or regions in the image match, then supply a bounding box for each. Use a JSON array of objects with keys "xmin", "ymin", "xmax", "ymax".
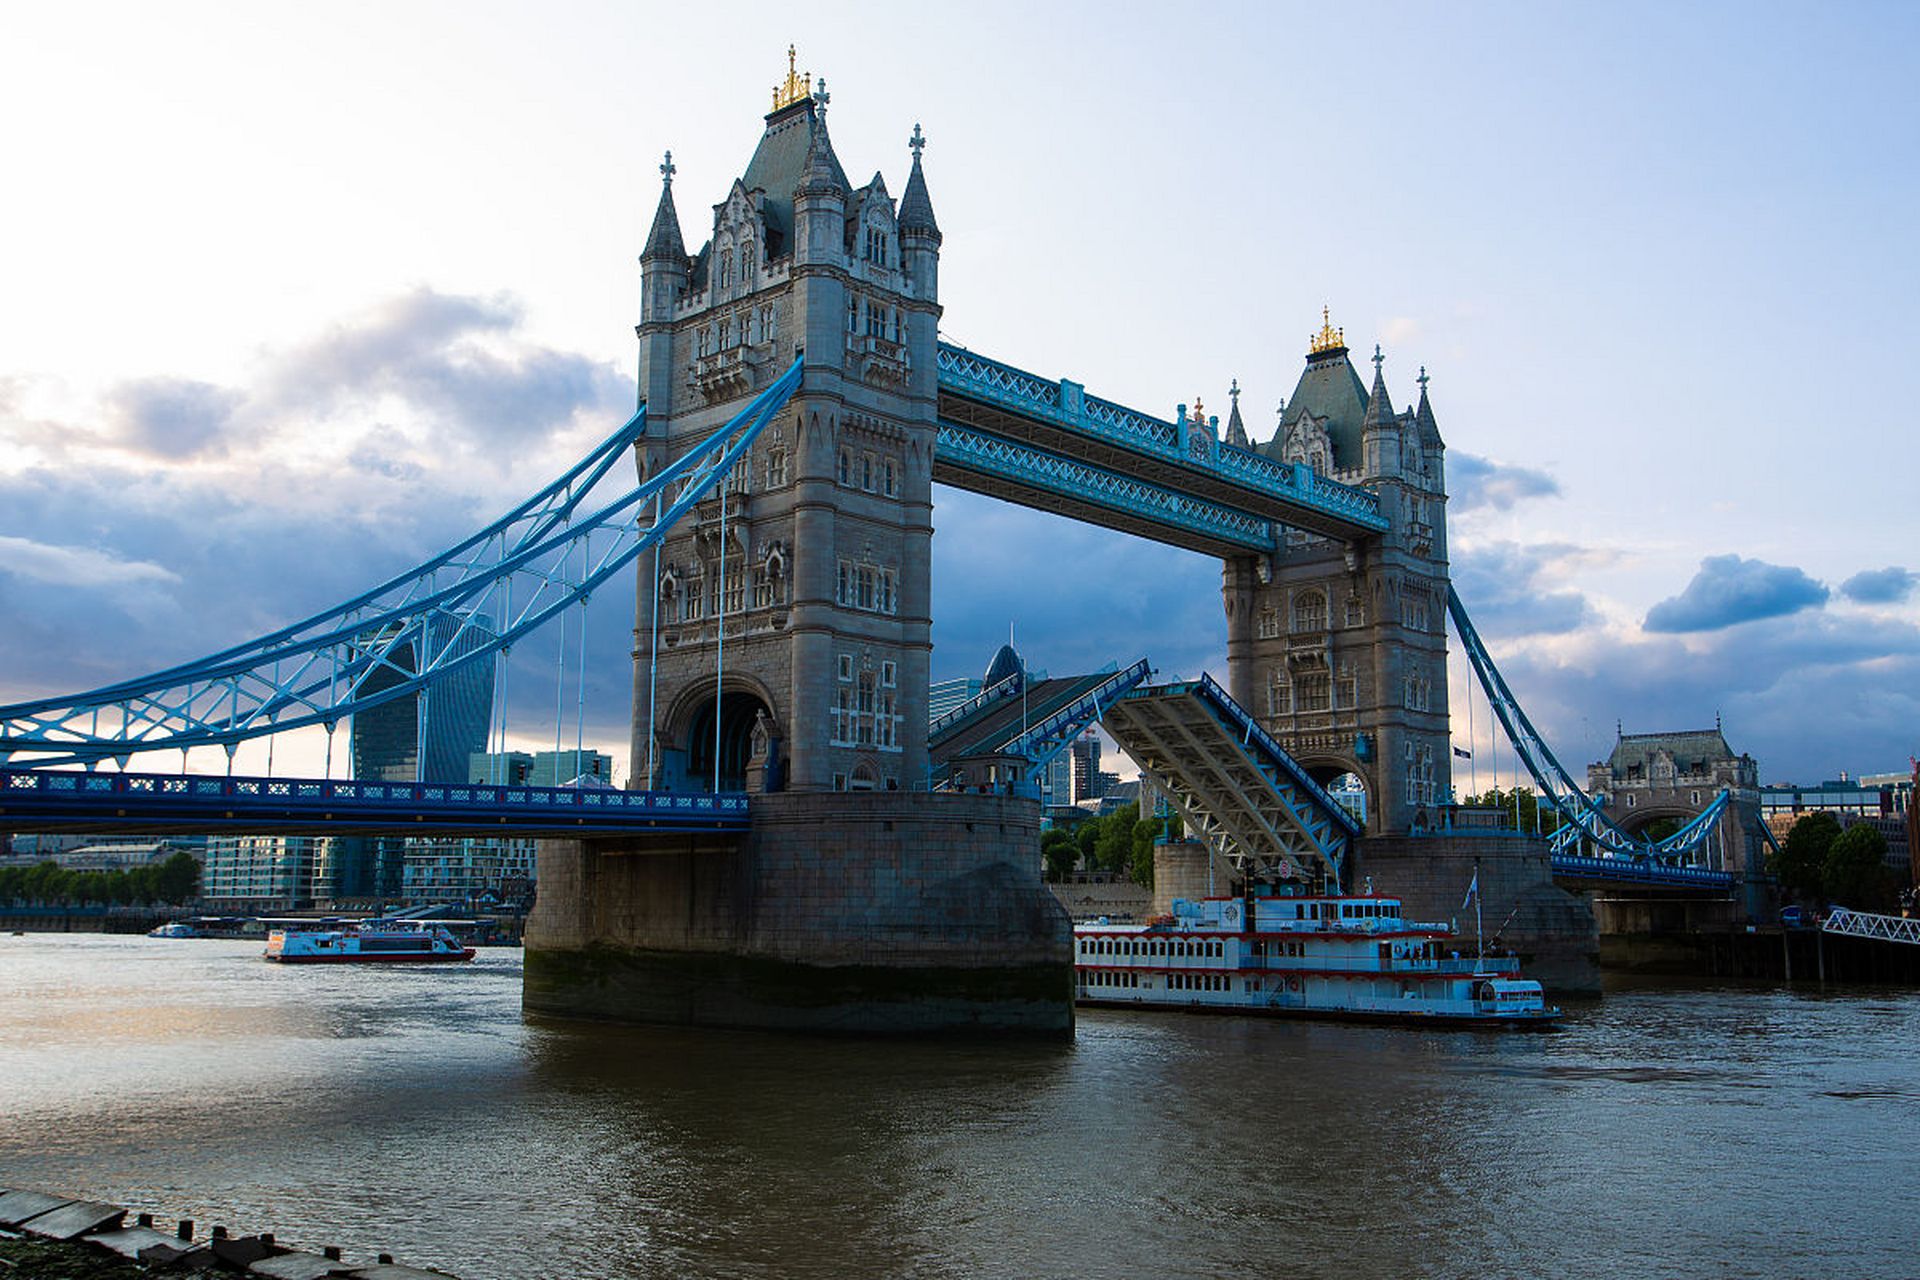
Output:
[
  {"xmin": 1293, "ymin": 591, "xmax": 1327, "ymax": 632},
  {"xmin": 883, "ymin": 459, "xmax": 898, "ymax": 497},
  {"xmin": 848, "ymin": 294, "xmax": 859, "ymax": 334}
]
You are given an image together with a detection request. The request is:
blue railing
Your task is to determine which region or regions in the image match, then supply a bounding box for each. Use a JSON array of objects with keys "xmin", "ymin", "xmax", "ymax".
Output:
[
  {"xmin": 1549, "ymin": 852, "xmax": 1735, "ymax": 890},
  {"xmin": 0, "ymin": 767, "xmax": 749, "ymax": 834}
]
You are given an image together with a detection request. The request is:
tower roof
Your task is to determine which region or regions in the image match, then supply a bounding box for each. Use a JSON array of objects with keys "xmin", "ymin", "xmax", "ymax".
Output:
[
  {"xmin": 738, "ymin": 87, "xmax": 848, "ymax": 253},
  {"xmin": 898, "ymin": 123, "xmax": 940, "ymax": 237},
  {"xmin": 1362, "ymin": 345, "xmax": 1396, "ymax": 429},
  {"xmin": 1260, "ymin": 309, "xmax": 1370, "ymax": 469},
  {"xmin": 641, "ymin": 151, "xmax": 688, "ymax": 264}
]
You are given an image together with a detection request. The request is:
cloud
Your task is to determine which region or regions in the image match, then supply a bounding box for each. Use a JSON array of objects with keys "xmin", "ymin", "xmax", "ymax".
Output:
[
  {"xmin": 1643, "ymin": 554, "xmax": 1829, "ymax": 633},
  {"xmin": 265, "ymin": 287, "xmax": 628, "ymax": 446},
  {"xmin": 1448, "ymin": 451, "xmax": 1560, "ymax": 512},
  {"xmin": 1452, "ymin": 540, "xmax": 1602, "ymax": 637},
  {"xmin": 0, "ymin": 534, "xmax": 182, "ymax": 588},
  {"xmin": 1840, "ymin": 566, "xmax": 1916, "ymax": 605},
  {"xmin": 107, "ymin": 376, "xmax": 243, "ymax": 459},
  {"xmin": 1381, "ymin": 317, "xmax": 1422, "ymax": 345}
]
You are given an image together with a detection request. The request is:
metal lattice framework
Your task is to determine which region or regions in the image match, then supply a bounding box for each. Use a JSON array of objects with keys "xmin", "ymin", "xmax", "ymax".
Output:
[
  {"xmin": 1448, "ymin": 584, "xmax": 1734, "ymax": 870},
  {"xmin": 1822, "ymin": 907, "xmax": 1920, "ymax": 947},
  {"xmin": 934, "ymin": 422, "xmax": 1276, "ymax": 555},
  {"xmin": 0, "ymin": 360, "xmax": 805, "ymax": 769},
  {"xmin": 934, "ymin": 342, "xmax": 1389, "ymax": 538},
  {"xmin": 1103, "ymin": 673, "xmax": 1361, "ymax": 888}
]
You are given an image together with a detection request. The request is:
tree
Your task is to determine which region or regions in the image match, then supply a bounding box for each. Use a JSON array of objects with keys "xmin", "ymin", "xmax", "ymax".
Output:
[
  {"xmin": 1772, "ymin": 812, "xmax": 1839, "ymax": 901},
  {"xmin": 1823, "ymin": 824, "xmax": 1896, "ymax": 911},
  {"xmin": 154, "ymin": 851, "xmax": 202, "ymax": 904},
  {"xmin": 1041, "ymin": 828, "xmax": 1079, "ymax": 883},
  {"xmin": 1462, "ymin": 786, "xmax": 1563, "ymax": 836}
]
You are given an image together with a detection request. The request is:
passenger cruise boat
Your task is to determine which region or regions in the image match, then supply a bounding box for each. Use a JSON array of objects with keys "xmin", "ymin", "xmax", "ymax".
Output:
[
  {"xmin": 1074, "ymin": 891, "xmax": 1559, "ymax": 1027},
  {"xmin": 263, "ymin": 921, "xmax": 475, "ymax": 964}
]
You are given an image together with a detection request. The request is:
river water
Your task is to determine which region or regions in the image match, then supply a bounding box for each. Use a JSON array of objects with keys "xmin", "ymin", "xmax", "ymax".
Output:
[{"xmin": 1, "ymin": 934, "xmax": 1915, "ymax": 1279}]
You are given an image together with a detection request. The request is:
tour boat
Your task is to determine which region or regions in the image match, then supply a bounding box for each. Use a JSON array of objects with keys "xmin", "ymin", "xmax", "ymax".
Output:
[
  {"xmin": 263, "ymin": 921, "xmax": 475, "ymax": 964},
  {"xmin": 147, "ymin": 921, "xmax": 202, "ymax": 938},
  {"xmin": 1074, "ymin": 891, "xmax": 1560, "ymax": 1027}
]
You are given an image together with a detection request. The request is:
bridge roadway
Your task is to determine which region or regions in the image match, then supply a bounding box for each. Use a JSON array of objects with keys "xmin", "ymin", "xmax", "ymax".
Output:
[
  {"xmin": 933, "ymin": 343, "xmax": 1391, "ymax": 556},
  {"xmin": 0, "ymin": 767, "xmax": 748, "ymax": 839}
]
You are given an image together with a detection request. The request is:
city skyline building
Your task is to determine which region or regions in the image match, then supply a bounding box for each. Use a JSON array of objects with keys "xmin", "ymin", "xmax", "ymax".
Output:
[{"xmin": 352, "ymin": 613, "xmax": 496, "ymax": 784}]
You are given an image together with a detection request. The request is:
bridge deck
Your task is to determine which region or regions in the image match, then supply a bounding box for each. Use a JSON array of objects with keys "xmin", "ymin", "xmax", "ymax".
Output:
[
  {"xmin": 0, "ymin": 768, "xmax": 749, "ymax": 838},
  {"xmin": 929, "ymin": 673, "xmax": 1120, "ymax": 766}
]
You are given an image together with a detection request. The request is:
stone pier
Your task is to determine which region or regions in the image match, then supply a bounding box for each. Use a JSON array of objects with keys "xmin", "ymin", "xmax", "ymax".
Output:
[{"xmin": 524, "ymin": 791, "xmax": 1074, "ymax": 1035}]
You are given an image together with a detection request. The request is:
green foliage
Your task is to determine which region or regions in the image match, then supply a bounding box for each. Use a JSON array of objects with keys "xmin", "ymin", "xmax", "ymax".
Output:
[
  {"xmin": 1040, "ymin": 803, "xmax": 1161, "ymax": 888},
  {"xmin": 1040, "ymin": 828, "xmax": 1079, "ymax": 883},
  {"xmin": 0, "ymin": 851, "xmax": 202, "ymax": 908},
  {"xmin": 1461, "ymin": 786, "xmax": 1563, "ymax": 835},
  {"xmin": 1823, "ymin": 823, "xmax": 1896, "ymax": 911},
  {"xmin": 1772, "ymin": 812, "xmax": 1839, "ymax": 901}
]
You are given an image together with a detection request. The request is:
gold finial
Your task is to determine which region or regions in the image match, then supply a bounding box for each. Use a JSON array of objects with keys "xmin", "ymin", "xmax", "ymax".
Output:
[
  {"xmin": 772, "ymin": 44, "xmax": 812, "ymax": 111},
  {"xmin": 1309, "ymin": 304, "xmax": 1345, "ymax": 355}
]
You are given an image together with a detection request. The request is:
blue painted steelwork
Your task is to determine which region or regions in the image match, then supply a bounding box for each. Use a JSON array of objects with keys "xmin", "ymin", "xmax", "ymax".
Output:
[
  {"xmin": 0, "ymin": 361, "xmax": 806, "ymax": 769},
  {"xmin": 0, "ymin": 766, "xmax": 748, "ymax": 836},
  {"xmin": 926, "ymin": 672, "xmax": 1022, "ymax": 741},
  {"xmin": 934, "ymin": 422, "xmax": 1276, "ymax": 554},
  {"xmin": 1549, "ymin": 852, "xmax": 1735, "ymax": 889},
  {"xmin": 999, "ymin": 659, "xmax": 1152, "ymax": 786},
  {"xmin": 1105, "ymin": 673, "xmax": 1360, "ymax": 886},
  {"xmin": 1447, "ymin": 584, "xmax": 1734, "ymax": 876},
  {"xmin": 935, "ymin": 343, "xmax": 1388, "ymax": 535}
]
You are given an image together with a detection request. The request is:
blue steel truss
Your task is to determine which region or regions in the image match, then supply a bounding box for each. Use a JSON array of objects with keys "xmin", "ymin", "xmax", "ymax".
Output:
[
  {"xmin": 1000, "ymin": 659, "xmax": 1152, "ymax": 785},
  {"xmin": 935, "ymin": 343, "xmax": 1389, "ymax": 535},
  {"xmin": 934, "ymin": 422, "xmax": 1276, "ymax": 554},
  {"xmin": 0, "ymin": 360, "xmax": 806, "ymax": 769},
  {"xmin": 0, "ymin": 766, "xmax": 747, "ymax": 836},
  {"xmin": 1103, "ymin": 673, "xmax": 1360, "ymax": 888},
  {"xmin": 1447, "ymin": 584, "xmax": 1735, "ymax": 873}
]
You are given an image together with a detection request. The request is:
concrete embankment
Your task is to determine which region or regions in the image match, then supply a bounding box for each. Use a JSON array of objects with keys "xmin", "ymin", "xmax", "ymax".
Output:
[
  {"xmin": 0, "ymin": 1186, "xmax": 456, "ymax": 1279},
  {"xmin": 1603, "ymin": 926, "xmax": 1920, "ymax": 984}
]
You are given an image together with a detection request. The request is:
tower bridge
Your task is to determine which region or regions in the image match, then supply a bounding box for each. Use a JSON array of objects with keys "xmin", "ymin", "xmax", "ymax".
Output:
[{"xmin": 0, "ymin": 58, "xmax": 1767, "ymax": 1025}]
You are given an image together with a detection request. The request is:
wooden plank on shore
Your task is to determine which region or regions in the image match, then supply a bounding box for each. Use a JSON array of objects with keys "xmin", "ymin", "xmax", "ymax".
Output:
[
  {"xmin": 21, "ymin": 1199, "xmax": 126, "ymax": 1240},
  {"xmin": 0, "ymin": 1190, "xmax": 72, "ymax": 1229},
  {"xmin": 251, "ymin": 1250, "xmax": 356, "ymax": 1279},
  {"xmin": 83, "ymin": 1225, "xmax": 182, "ymax": 1258}
]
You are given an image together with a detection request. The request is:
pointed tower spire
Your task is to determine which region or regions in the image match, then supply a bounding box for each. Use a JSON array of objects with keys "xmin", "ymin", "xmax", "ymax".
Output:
[
  {"xmin": 1415, "ymin": 363, "xmax": 1440, "ymax": 442},
  {"xmin": 641, "ymin": 150, "xmax": 687, "ymax": 264},
  {"xmin": 898, "ymin": 122, "xmax": 940, "ymax": 239},
  {"xmin": 1362, "ymin": 343, "xmax": 1395, "ymax": 427},
  {"xmin": 1224, "ymin": 377, "xmax": 1249, "ymax": 447},
  {"xmin": 798, "ymin": 106, "xmax": 849, "ymax": 195}
]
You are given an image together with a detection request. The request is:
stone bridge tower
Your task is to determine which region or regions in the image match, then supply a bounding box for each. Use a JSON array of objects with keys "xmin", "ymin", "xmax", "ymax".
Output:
[
  {"xmin": 1224, "ymin": 313, "xmax": 1452, "ymax": 836},
  {"xmin": 1588, "ymin": 725, "xmax": 1769, "ymax": 902},
  {"xmin": 629, "ymin": 61, "xmax": 942, "ymax": 796}
]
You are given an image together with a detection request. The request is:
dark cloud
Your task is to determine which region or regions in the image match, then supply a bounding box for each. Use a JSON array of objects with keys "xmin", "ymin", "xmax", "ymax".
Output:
[
  {"xmin": 266, "ymin": 287, "xmax": 629, "ymax": 446},
  {"xmin": 1448, "ymin": 451, "xmax": 1560, "ymax": 512},
  {"xmin": 108, "ymin": 376, "xmax": 243, "ymax": 459},
  {"xmin": 1840, "ymin": 566, "xmax": 1916, "ymax": 605},
  {"xmin": 1452, "ymin": 540, "xmax": 1600, "ymax": 637},
  {"xmin": 1643, "ymin": 554, "xmax": 1828, "ymax": 633}
]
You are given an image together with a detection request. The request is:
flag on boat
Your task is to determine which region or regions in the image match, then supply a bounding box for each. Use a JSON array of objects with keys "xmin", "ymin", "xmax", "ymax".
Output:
[
  {"xmin": 1461, "ymin": 868, "xmax": 1479, "ymax": 909},
  {"xmin": 1453, "ymin": 745, "xmax": 1473, "ymax": 759}
]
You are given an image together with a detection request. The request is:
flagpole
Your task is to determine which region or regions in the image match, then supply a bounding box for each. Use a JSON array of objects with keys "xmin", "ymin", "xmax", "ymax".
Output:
[{"xmin": 1473, "ymin": 858, "xmax": 1485, "ymax": 973}]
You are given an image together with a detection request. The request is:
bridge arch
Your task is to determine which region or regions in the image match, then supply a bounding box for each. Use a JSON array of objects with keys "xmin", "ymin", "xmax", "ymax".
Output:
[
  {"xmin": 1295, "ymin": 754, "xmax": 1372, "ymax": 832},
  {"xmin": 663, "ymin": 674, "xmax": 782, "ymax": 794}
]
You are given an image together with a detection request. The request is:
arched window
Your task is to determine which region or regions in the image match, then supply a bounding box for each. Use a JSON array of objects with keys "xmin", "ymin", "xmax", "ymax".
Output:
[
  {"xmin": 837, "ymin": 449, "xmax": 851, "ymax": 486},
  {"xmin": 719, "ymin": 251, "xmax": 733, "ymax": 290},
  {"xmin": 1293, "ymin": 590, "xmax": 1327, "ymax": 632},
  {"xmin": 741, "ymin": 241, "xmax": 756, "ymax": 277}
]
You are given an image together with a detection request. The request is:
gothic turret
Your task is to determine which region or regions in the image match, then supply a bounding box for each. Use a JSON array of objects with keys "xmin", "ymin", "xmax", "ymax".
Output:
[
  {"xmin": 1360, "ymin": 344, "xmax": 1403, "ymax": 479},
  {"xmin": 792, "ymin": 96, "xmax": 849, "ymax": 267},
  {"xmin": 637, "ymin": 151, "xmax": 689, "ymax": 409},
  {"xmin": 898, "ymin": 123, "xmax": 941, "ymax": 298},
  {"xmin": 1224, "ymin": 378, "xmax": 1249, "ymax": 448}
]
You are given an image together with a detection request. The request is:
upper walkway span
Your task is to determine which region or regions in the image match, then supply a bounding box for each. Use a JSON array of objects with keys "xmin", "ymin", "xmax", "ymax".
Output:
[{"xmin": 934, "ymin": 343, "xmax": 1390, "ymax": 555}]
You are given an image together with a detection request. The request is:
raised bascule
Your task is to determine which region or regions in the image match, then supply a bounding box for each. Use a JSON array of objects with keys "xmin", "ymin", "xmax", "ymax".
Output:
[{"xmin": 0, "ymin": 53, "xmax": 1776, "ymax": 1028}]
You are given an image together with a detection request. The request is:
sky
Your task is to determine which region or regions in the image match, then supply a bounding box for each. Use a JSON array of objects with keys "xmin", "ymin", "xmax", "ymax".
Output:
[{"xmin": 2, "ymin": 1, "xmax": 1917, "ymax": 789}]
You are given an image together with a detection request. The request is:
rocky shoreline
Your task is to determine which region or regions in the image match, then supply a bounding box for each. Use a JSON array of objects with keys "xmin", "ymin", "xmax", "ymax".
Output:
[{"xmin": 0, "ymin": 1188, "xmax": 456, "ymax": 1279}]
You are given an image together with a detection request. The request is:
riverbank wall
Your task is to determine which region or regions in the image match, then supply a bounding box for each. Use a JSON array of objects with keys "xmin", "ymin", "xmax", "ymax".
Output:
[{"xmin": 1603, "ymin": 925, "xmax": 1920, "ymax": 984}]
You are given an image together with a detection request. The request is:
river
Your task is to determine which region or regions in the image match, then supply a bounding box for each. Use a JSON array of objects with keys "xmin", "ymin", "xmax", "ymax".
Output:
[{"xmin": 1, "ymin": 934, "xmax": 1914, "ymax": 1279}]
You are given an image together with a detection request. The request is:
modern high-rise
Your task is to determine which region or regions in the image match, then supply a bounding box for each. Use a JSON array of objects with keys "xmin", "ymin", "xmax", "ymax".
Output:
[{"xmin": 352, "ymin": 613, "xmax": 496, "ymax": 784}]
